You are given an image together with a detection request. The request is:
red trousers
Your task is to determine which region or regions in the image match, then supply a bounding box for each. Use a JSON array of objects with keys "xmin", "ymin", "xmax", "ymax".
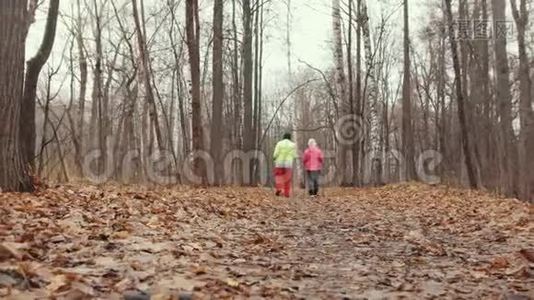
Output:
[{"xmin": 274, "ymin": 167, "xmax": 292, "ymax": 197}]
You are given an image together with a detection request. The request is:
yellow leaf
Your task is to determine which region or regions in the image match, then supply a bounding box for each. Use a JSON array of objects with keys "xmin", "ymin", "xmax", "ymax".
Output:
[{"xmin": 226, "ymin": 278, "xmax": 239, "ymax": 288}]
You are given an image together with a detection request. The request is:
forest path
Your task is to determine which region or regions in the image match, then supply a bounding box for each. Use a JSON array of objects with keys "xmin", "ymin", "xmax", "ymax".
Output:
[{"xmin": 0, "ymin": 184, "xmax": 533, "ymax": 299}]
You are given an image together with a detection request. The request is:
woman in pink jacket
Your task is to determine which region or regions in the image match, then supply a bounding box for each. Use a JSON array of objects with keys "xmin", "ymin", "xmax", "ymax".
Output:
[{"xmin": 302, "ymin": 139, "xmax": 324, "ymax": 196}]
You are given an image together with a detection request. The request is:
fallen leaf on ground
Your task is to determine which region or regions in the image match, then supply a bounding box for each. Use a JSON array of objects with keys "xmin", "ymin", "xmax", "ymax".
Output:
[
  {"xmin": 518, "ymin": 249, "xmax": 534, "ymax": 263},
  {"xmin": 0, "ymin": 183, "xmax": 532, "ymax": 298}
]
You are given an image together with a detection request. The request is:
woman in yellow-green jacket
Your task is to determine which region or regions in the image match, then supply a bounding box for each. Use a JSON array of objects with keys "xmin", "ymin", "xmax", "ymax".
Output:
[{"xmin": 273, "ymin": 133, "xmax": 297, "ymax": 197}]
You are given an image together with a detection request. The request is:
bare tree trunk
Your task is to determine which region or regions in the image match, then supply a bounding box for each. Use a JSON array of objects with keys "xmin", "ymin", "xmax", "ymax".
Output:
[
  {"xmin": 211, "ymin": 0, "xmax": 225, "ymax": 185},
  {"xmin": 253, "ymin": 0, "xmax": 265, "ymax": 184},
  {"xmin": 470, "ymin": 0, "xmax": 492, "ymax": 186},
  {"xmin": 169, "ymin": 70, "xmax": 177, "ymax": 151},
  {"xmin": 288, "ymin": 1, "xmax": 304, "ymax": 188},
  {"xmin": 88, "ymin": 0, "xmax": 104, "ymax": 174},
  {"xmin": 167, "ymin": 0, "xmax": 190, "ymax": 158},
  {"xmin": 38, "ymin": 71, "xmax": 54, "ymax": 177},
  {"xmin": 66, "ymin": 34, "xmax": 82, "ymax": 176},
  {"xmin": 286, "ymin": 0, "xmax": 292, "ymax": 77},
  {"xmin": 332, "ymin": 0, "xmax": 351, "ymax": 185},
  {"xmin": 252, "ymin": 0, "xmax": 260, "ymax": 185},
  {"xmin": 0, "ymin": 1, "xmax": 33, "ymax": 192},
  {"xmin": 132, "ymin": 0, "xmax": 164, "ymax": 152},
  {"xmin": 242, "ymin": 0, "xmax": 254, "ymax": 185},
  {"xmin": 361, "ymin": 0, "xmax": 382, "ymax": 185},
  {"xmin": 231, "ymin": 0, "xmax": 243, "ymax": 184},
  {"xmin": 353, "ymin": 0, "xmax": 362, "ymax": 186},
  {"xmin": 177, "ymin": 69, "xmax": 190, "ymax": 156},
  {"xmin": 402, "ymin": 0, "xmax": 416, "ymax": 181},
  {"xmin": 437, "ymin": 25, "xmax": 447, "ymax": 179},
  {"xmin": 75, "ymin": 0, "xmax": 87, "ymax": 175},
  {"xmin": 20, "ymin": 0, "xmax": 60, "ymax": 169},
  {"xmin": 99, "ymin": 41, "xmax": 120, "ymax": 176},
  {"xmin": 51, "ymin": 118, "xmax": 69, "ymax": 182},
  {"xmin": 346, "ymin": 0, "xmax": 355, "ymax": 186},
  {"xmin": 510, "ymin": 0, "xmax": 534, "ymax": 201},
  {"xmin": 460, "ymin": 0, "xmax": 483, "ymax": 186},
  {"xmin": 258, "ymin": 3, "xmax": 265, "ymax": 152},
  {"xmin": 444, "ymin": 0, "xmax": 478, "ymax": 189},
  {"xmin": 332, "ymin": 0, "xmax": 347, "ymax": 108},
  {"xmin": 186, "ymin": 0, "xmax": 206, "ymax": 183},
  {"xmin": 492, "ymin": 0, "xmax": 518, "ymax": 196}
]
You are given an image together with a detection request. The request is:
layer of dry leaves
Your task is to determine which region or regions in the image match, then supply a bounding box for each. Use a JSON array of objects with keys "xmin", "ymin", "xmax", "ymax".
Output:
[{"xmin": 0, "ymin": 183, "xmax": 533, "ymax": 299}]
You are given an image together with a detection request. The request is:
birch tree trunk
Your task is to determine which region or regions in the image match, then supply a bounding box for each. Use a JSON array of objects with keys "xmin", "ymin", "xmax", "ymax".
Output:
[
  {"xmin": 353, "ymin": 0, "xmax": 362, "ymax": 186},
  {"xmin": 254, "ymin": 1, "xmax": 265, "ymax": 185},
  {"xmin": 332, "ymin": 0, "xmax": 351, "ymax": 185},
  {"xmin": 346, "ymin": 0, "xmax": 355, "ymax": 186},
  {"xmin": 231, "ymin": 0, "xmax": 243, "ymax": 184},
  {"xmin": 361, "ymin": 0, "xmax": 382, "ymax": 185}
]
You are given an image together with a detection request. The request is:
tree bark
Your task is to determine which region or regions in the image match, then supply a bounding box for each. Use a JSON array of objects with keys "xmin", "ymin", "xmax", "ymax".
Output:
[
  {"xmin": 21, "ymin": 0, "xmax": 60, "ymax": 169},
  {"xmin": 231, "ymin": 0, "xmax": 243, "ymax": 184},
  {"xmin": 242, "ymin": 0, "xmax": 254, "ymax": 185},
  {"xmin": 353, "ymin": 0, "xmax": 362, "ymax": 186},
  {"xmin": 444, "ymin": 0, "xmax": 478, "ymax": 189},
  {"xmin": 132, "ymin": 0, "xmax": 164, "ymax": 152},
  {"xmin": 492, "ymin": 0, "xmax": 518, "ymax": 196},
  {"xmin": 402, "ymin": 0, "xmax": 416, "ymax": 181},
  {"xmin": 346, "ymin": 0, "xmax": 355, "ymax": 186},
  {"xmin": 75, "ymin": 0, "xmax": 87, "ymax": 175},
  {"xmin": 510, "ymin": 0, "xmax": 534, "ymax": 201},
  {"xmin": 0, "ymin": 1, "xmax": 34, "ymax": 192},
  {"xmin": 88, "ymin": 0, "xmax": 104, "ymax": 174},
  {"xmin": 186, "ymin": 0, "xmax": 206, "ymax": 183},
  {"xmin": 332, "ymin": 0, "xmax": 351, "ymax": 185},
  {"xmin": 437, "ymin": 23, "xmax": 447, "ymax": 179},
  {"xmin": 361, "ymin": 0, "xmax": 382, "ymax": 185},
  {"xmin": 253, "ymin": 0, "xmax": 265, "ymax": 184},
  {"xmin": 211, "ymin": 0, "xmax": 225, "ymax": 185},
  {"xmin": 167, "ymin": 0, "xmax": 190, "ymax": 158},
  {"xmin": 469, "ymin": 0, "xmax": 492, "ymax": 186}
]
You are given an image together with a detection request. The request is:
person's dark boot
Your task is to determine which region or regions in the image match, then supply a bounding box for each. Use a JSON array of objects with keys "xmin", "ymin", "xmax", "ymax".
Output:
[{"xmin": 275, "ymin": 190, "xmax": 281, "ymax": 197}]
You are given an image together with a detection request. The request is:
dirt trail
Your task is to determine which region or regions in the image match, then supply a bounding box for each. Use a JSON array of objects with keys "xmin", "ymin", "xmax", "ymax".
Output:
[{"xmin": 0, "ymin": 184, "xmax": 533, "ymax": 299}]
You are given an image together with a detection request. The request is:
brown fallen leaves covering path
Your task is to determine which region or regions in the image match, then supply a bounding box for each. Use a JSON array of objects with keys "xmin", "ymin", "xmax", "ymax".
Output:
[{"xmin": 0, "ymin": 183, "xmax": 533, "ymax": 299}]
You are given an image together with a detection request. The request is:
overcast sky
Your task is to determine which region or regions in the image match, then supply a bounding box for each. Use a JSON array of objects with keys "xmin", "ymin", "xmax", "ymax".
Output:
[
  {"xmin": 263, "ymin": 0, "xmax": 428, "ymax": 72},
  {"xmin": 26, "ymin": 0, "xmax": 431, "ymax": 92}
]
